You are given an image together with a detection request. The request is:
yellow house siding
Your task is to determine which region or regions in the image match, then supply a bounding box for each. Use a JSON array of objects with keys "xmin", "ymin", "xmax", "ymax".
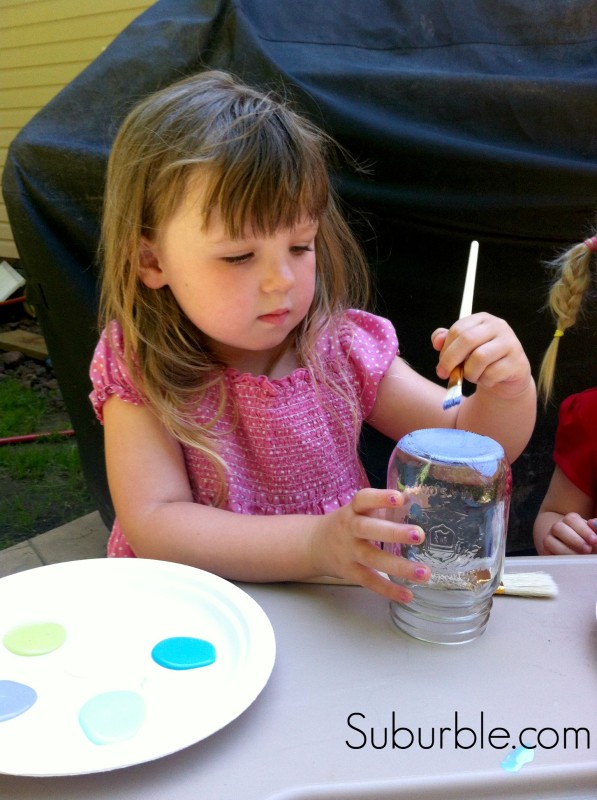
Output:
[{"xmin": 0, "ymin": 0, "xmax": 154, "ymax": 260}]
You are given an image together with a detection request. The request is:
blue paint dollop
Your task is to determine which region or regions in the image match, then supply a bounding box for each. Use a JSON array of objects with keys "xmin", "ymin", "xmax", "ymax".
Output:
[
  {"xmin": 501, "ymin": 744, "xmax": 535, "ymax": 772},
  {"xmin": 0, "ymin": 680, "xmax": 37, "ymax": 722},
  {"xmin": 151, "ymin": 636, "xmax": 216, "ymax": 670}
]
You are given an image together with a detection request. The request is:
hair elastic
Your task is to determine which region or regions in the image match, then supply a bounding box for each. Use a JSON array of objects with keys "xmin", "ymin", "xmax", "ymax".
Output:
[
  {"xmin": 583, "ymin": 235, "xmax": 597, "ymax": 252},
  {"xmin": 553, "ymin": 329, "xmax": 564, "ymax": 338}
]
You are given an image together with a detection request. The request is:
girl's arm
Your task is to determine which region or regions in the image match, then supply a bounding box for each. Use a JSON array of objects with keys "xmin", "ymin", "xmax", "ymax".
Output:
[
  {"xmin": 533, "ymin": 466, "xmax": 597, "ymax": 555},
  {"xmin": 367, "ymin": 312, "xmax": 536, "ymax": 464},
  {"xmin": 102, "ymin": 396, "xmax": 430, "ymax": 602}
]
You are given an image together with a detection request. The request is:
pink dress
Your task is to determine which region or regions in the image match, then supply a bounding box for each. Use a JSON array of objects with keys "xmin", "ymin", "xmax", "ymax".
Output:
[{"xmin": 89, "ymin": 309, "xmax": 398, "ymax": 557}]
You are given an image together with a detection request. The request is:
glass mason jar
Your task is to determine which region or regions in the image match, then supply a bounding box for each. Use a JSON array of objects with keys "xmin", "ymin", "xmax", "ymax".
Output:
[{"xmin": 386, "ymin": 428, "xmax": 511, "ymax": 645}]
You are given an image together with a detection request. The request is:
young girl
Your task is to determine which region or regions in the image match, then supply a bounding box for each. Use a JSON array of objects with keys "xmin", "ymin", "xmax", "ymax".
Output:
[
  {"xmin": 533, "ymin": 233, "xmax": 597, "ymax": 555},
  {"xmin": 90, "ymin": 70, "xmax": 536, "ymax": 602}
]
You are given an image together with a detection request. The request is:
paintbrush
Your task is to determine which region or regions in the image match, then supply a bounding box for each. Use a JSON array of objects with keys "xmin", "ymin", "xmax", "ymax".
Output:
[
  {"xmin": 495, "ymin": 572, "xmax": 558, "ymax": 598},
  {"xmin": 442, "ymin": 240, "xmax": 479, "ymax": 410}
]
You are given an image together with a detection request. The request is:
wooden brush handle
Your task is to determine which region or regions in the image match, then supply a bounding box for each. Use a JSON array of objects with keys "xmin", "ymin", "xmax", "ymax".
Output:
[
  {"xmin": 459, "ymin": 240, "xmax": 479, "ymax": 319},
  {"xmin": 447, "ymin": 364, "xmax": 464, "ymax": 388}
]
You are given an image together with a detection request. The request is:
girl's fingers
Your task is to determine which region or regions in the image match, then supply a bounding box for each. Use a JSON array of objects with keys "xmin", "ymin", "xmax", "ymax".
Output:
[
  {"xmin": 464, "ymin": 352, "xmax": 513, "ymax": 388},
  {"xmin": 384, "ymin": 554, "xmax": 430, "ymax": 584},
  {"xmin": 561, "ymin": 514, "xmax": 597, "ymax": 546},
  {"xmin": 346, "ymin": 488, "xmax": 431, "ymax": 601},
  {"xmin": 434, "ymin": 313, "xmax": 525, "ymax": 382},
  {"xmin": 430, "ymin": 328, "xmax": 448, "ymax": 352},
  {"xmin": 352, "ymin": 538, "xmax": 430, "ymax": 586},
  {"xmin": 433, "ymin": 317, "xmax": 482, "ymax": 378},
  {"xmin": 544, "ymin": 535, "xmax": 582, "ymax": 556},
  {"xmin": 350, "ymin": 488, "xmax": 404, "ymax": 515},
  {"xmin": 353, "ymin": 512, "xmax": 426, "ymax": 549},
  {"xmin": 547, "ymin": 521, "xmax": 592, "ymax": 554},
  {"xmin": 348, "ymin": 561, "xmax": 422, "ymax": 604},
  {"xmin": 355, "ymin": 568, "xmax": 415, "ymax": 604}
]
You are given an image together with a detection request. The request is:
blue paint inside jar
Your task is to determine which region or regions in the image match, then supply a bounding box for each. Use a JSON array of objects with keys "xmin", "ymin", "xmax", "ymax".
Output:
[{"xmin": 395, "ymin": 428, "xmax": 506, "ymax": 478}]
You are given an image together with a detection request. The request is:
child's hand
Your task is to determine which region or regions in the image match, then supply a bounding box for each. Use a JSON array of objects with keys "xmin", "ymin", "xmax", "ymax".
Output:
[
  {"xmin": 542, "ymin": 513, "xmax": 597, "ymax": 555},
  {"xmin": 310, "ymin": 488, "xmax": 430, "ymax": 603},
  {"xmin": 591, "ymin": 519, "xmax": 597, "ymax": 554},
  {"xmin": 431, "ymin": 312, "xmax": 532, "ymax": 401}
]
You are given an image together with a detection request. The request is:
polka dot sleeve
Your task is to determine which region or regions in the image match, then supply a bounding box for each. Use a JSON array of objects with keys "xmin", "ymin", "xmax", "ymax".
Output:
[
  {"xmin": 338, "ymin": 309, "xmax": 399, "ymax": 418},
  {"xmin": 89, "ymin": 321, "xmax": 144, "ymax": 424}
]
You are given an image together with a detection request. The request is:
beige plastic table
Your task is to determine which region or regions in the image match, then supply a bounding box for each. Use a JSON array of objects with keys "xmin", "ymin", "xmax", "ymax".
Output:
[{"xmin": 1, "ymin": 555, "xmax": 596, "ymax": 799}]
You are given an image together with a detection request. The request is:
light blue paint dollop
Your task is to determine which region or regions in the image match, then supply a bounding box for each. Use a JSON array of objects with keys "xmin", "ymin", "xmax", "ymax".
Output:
[
  {"xmin": 501, "ymin": 744, "xmax": 535, "ymax": 772},
  {"xmin": 79, "ymin": 690, "xmax": 145, "ymax": 745}
]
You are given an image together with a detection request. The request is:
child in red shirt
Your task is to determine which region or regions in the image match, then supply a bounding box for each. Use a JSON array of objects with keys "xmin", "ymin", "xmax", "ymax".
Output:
[{"xmin": 534, "ymin": 234, "xmax": 597, "ymax": 555}]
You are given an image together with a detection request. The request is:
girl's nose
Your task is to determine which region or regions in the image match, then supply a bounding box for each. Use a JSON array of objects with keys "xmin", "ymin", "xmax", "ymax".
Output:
[{"xmin": 261, "ymin": 258, "xmax": 295, "ymax": 293}]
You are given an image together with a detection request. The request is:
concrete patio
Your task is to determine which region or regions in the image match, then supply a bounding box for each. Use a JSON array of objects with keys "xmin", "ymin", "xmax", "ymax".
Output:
[{"xmin": 0, "ymin": 511, "xmax": 108, "ymax": 579}]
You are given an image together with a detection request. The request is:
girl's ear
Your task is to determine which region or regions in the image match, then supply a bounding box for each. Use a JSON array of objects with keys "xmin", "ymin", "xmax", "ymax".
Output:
[{"xmin": 138, "ymin": 237, "xmax": 168, "ymax": 289}]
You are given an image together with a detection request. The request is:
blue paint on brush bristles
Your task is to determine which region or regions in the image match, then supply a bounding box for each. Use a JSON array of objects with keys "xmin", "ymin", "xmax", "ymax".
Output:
[
  {"xmin": 442, "ymin": 366, "xmax": 464, "ymax": 410},
  {"xmin": 442, "ymin": 388, "xmax": 462, "ymax": 410}
]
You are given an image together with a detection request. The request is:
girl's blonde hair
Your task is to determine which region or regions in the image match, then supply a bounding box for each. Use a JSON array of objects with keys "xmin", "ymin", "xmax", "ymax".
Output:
[
  {"xmin": 99, "ymin": 70, "xmax": 371, "ymax": 501},
  {"xmin": 537, "ymin": 234, "xmax": 597, "ymax": 404}
]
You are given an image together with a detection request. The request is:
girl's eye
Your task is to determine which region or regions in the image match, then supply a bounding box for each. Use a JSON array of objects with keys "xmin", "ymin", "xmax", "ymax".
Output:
[
  {"xmin": 222, "ymin": 252, "xmax": 253, "ymax": 264},
  {"xmin": 290, "ymin": 245, "xmax": 314, "ymax": 255}
]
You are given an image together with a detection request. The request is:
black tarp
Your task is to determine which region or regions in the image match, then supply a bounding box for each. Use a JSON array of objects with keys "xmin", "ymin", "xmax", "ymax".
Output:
[{"xmin": 3, "ymin": 0, "xmax": 597, "ymax": 552}]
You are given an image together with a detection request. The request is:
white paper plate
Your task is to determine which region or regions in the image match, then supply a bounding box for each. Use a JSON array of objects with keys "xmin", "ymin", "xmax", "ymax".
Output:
[{"xmin": 0, "ymin": 558, "xmax": 275, "ymax": 776}]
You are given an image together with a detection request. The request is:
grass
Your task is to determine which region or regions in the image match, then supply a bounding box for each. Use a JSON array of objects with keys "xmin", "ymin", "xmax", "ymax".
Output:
[
  {"xmin": 0, "ymin": 376, "xmax": 46, "ymax": 432},
  {"xmin": 0, "ymin": 374, "xmax": 96, "ymax": 550}
]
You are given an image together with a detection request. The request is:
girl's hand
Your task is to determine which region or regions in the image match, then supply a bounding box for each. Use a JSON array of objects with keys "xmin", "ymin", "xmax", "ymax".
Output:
[
  {"xmin": 431, "ymin": 312, "xmax": 532, "ymax": 401},
  {"xmin": 309, "ymin": 488, "xmax": 430, "ymax": 603},
  {"xmin": 591, "ymin": 520, "xmax": 597, "ymax": 554},
  {"xmin": 542, "ymin": 513, "xmax": 597, "ymax": 556}
]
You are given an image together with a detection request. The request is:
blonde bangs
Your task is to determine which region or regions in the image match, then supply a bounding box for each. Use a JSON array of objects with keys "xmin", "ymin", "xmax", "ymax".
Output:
[{"xmin": 191, "ymin": 111, "xmax": 331, "ymax": 239}]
